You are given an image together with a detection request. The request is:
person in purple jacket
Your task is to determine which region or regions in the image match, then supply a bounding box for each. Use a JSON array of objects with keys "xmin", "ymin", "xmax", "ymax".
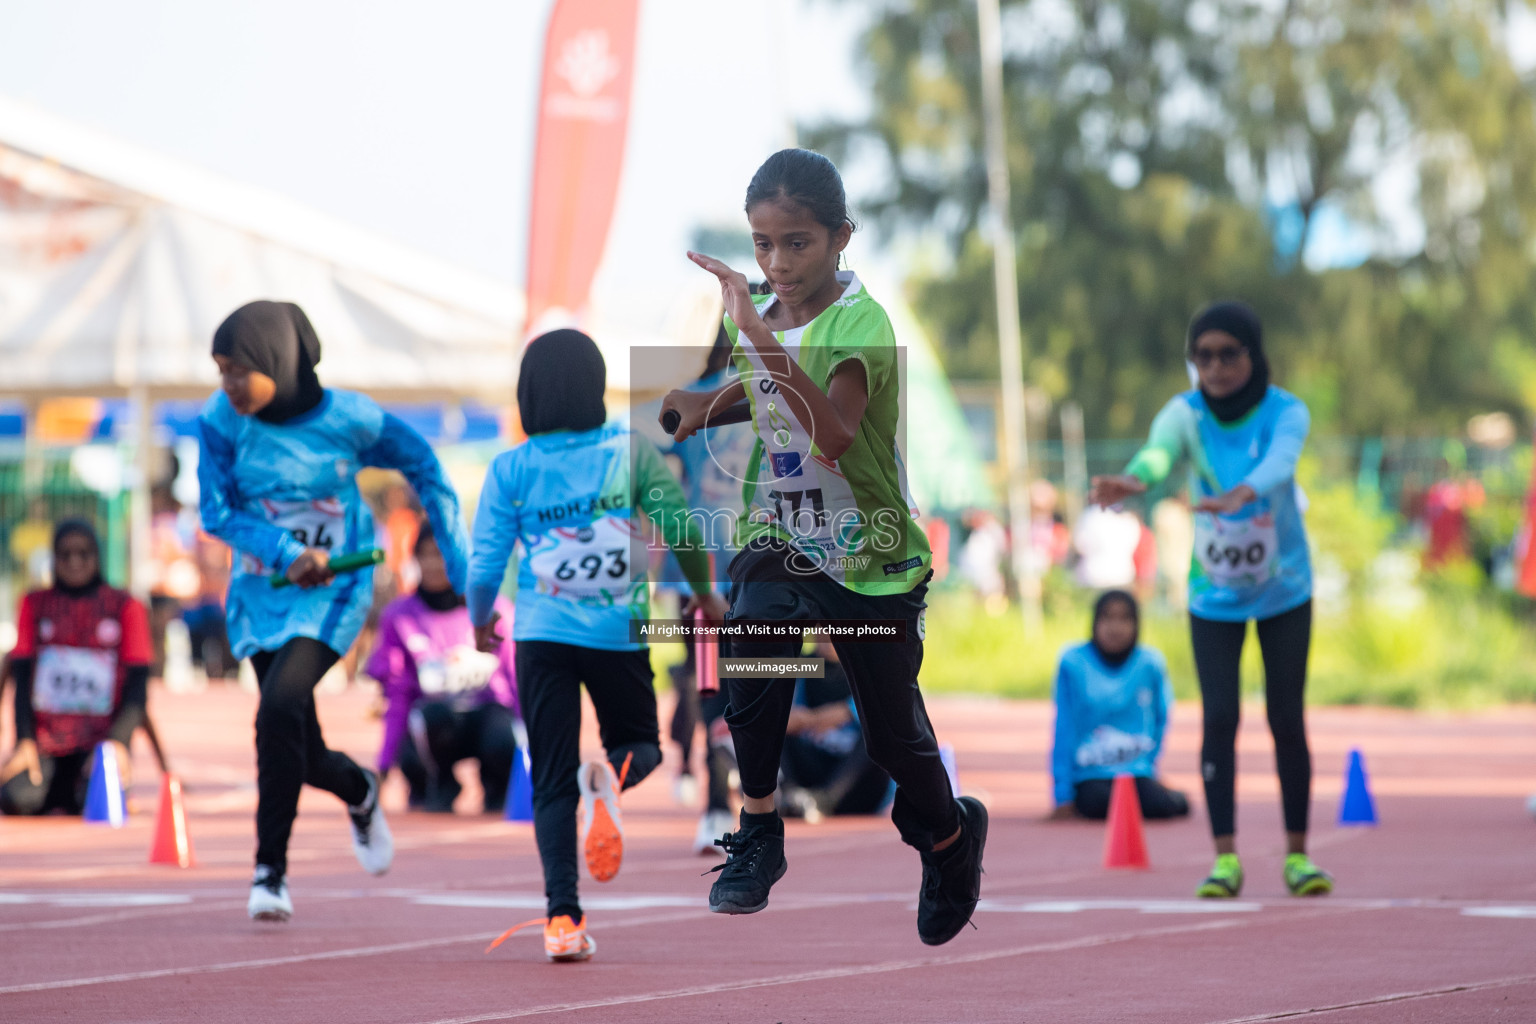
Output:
[{"xmin": 368, "ymin": 524, "xmax": 519, "ymax": 814}]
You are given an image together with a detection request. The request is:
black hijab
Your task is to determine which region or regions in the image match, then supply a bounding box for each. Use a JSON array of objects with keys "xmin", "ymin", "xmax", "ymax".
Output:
[
  {"xmin": 1187, "ymin": 301, "xmax": 1270, "ymax": 424},
  {"xmin": 1090, "ymin": 589, "xmax": 1139, "ymax": 669},
  {"xmin": 412, "ymin": 523, "xmax": 464, "ymax": 612},
  {"xmin": 517, "ymin": 329, "xmax": 607, "ymax": 436},
  {"xmin": 212, "ymin": 301, "xmax": 325, "ymax": 424},
  {"xmin": 52, "ymin": 518, "xmax": 104, "ymax": 597}
]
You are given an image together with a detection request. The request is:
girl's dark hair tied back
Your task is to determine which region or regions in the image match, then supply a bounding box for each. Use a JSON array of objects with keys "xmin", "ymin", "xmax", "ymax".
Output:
[{"xmin": 744, "ymin": 148, "xmax": 857, "ymax": 234}]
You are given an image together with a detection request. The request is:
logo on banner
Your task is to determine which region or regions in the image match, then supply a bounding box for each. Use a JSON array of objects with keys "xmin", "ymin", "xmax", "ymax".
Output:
[{"xmin": 548, "ymin": 30, "xmax": 622, "ymax": 121}]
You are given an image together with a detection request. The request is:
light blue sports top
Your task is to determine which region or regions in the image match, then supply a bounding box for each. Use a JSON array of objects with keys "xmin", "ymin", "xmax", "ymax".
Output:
[
  {"xmin": 467, "ymin": 422, "xmax": 710, "ymax": 651},
  {"xmin": 1126, "ymin": 386, "xmax": 1313, "ymax": 622},
  {"xmin": 197, "ymin": 389, "xmax": 468, "ymax": 660},
  {"xmin": 1050, "ymin": 642, "xmax": 1173, "ymax": 806}
]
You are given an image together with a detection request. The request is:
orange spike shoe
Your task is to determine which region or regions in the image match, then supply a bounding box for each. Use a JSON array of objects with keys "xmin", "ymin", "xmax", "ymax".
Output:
[{"xmin": 579, "ymin": 759, "xmax": 626, "ymax": 882}]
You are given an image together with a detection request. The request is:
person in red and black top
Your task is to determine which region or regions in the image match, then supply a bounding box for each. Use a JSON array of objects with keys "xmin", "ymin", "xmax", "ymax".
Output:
[{"xmin": 0, "ymin": 520, "xmax": 151, "ymax": 816}]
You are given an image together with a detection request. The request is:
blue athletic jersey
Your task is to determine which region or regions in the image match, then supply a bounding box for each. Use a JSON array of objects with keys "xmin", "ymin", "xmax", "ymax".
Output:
[
  {"xmin": 197, "ymin": 390, "xmax": 469, "ymax": 660},
  {"xmin": 1126, "ymin": 386, "xmax": 1312, "ymax": 622},
  {"xmin": 467, "ymin": 422, "xmax": 708, "ymax": 651},
  {"xmin": 1050, "ymin": 643, "xmax": 1172, "ymax": 806}
]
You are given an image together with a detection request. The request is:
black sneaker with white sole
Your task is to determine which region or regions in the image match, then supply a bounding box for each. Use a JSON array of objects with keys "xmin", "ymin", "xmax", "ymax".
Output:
[
  {"xmin": 707, "ymin": 811, "xmax": 787, "ymax": 914},
  {"xmin": 248, "ymin": 865, "xmax": 292, "ymax": 921},
  {"xmin": 916, "ymin": 796, "xmax": 988, "ymax": 946}
]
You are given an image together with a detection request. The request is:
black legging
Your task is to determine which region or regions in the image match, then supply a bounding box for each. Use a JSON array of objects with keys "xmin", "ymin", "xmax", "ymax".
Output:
[
  {"xmin": 1190, "ymin": 600, "xmax": 1313, "ymax": 838},
  {"xmin": 724, "ymin": 542, "xmax": 958, "ymax": 853},
  {"xmin": 251, "ymin": 637, "xmax": 370, "ymax": 874},
  {"xmin": 397, "ymin": 700, "xmax": 518, "ymax": 812},
  {"xmin": 514, "ymin": 641, "xmax": 663, "ymax": 921},
  {"xmin": 1073, "ymin": 776, "xmax": 1189, "ymax": 821}
]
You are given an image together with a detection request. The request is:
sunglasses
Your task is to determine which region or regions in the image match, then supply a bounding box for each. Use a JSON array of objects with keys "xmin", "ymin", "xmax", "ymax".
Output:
[{"xmin": 1192, "ymin": 345, "xmax": 1248, "ymax": 368}]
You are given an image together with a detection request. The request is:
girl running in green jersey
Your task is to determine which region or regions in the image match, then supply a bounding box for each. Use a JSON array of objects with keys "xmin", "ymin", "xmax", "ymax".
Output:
[{"xmin": 663, "ymin": 149, "xmax": 986, "ymax": 946}]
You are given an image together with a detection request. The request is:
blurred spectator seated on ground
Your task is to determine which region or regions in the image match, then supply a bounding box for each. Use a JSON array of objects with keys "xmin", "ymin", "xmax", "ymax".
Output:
[
  {"xmin": 148, "ymin": 476, "xmax": 201, "ymax": 679},
  {"xmin": 0, "ymin": 521, "xmax": 151, "ymax": 816},
  {"xmin": 366, "ymin": 526, "xmax": 519, "ymax": 813},
  {"xmin": 1422, "ymin": 476, "xmax": 1485, "ymax": 570},
  {"xmin": 958, "ymin": 509, "xmax": 1009, "ymax": 616},
  {"xmin": 1047, "ymin": 590, "xmax": 1188, "ymax": 823},
  {"xmin": 776, "ymin": 635, "xmax": 893, "ymax": 823},
  {"xmin": 181, "ymin": 531, "xmax": 237, "ymax": 679},
  {"xmin": 1072, "ymin": 505, "xmax": 1142, "ymax": 591}
]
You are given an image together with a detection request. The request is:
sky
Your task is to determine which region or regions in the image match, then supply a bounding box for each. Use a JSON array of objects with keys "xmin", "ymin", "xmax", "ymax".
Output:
[
  {"xmin": 7, "ymin": 2, "xmax": 1532, "ymax": 299},
  {"xmin": 0, "ymin": 0, "xmax": 873, "ymax": 293}
]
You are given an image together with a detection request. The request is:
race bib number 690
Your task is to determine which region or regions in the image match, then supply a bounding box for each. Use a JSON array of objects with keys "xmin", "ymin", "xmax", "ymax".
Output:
[{"xmin": 1195, "ymin": 513, "xmax": 1278, "ymax": 587}]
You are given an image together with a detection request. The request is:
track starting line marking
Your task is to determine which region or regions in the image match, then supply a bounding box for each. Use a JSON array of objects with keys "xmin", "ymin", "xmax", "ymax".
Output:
[{"xmin": 6, "ymin": 889, "xmax": 1536, "ymax": 918}]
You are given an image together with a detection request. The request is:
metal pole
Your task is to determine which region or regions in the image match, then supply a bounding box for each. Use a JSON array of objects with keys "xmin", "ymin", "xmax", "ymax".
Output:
[
  {"xmin": 129, "ymin": 385, "xmax": 153, "ymax": 601},
  {"xmin": 1061, "ymin": 401, "xmax": 1087, "ymax": 528},
  {"xmin": 976, "ymin": 0, "xmax": 1041, "ymax": 630}
]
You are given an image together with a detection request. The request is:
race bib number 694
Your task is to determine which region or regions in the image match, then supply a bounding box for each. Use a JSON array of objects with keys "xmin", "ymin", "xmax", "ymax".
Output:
[{"xmin": 34, "ymin": 646, "xmax": 118, "ymax": 715}]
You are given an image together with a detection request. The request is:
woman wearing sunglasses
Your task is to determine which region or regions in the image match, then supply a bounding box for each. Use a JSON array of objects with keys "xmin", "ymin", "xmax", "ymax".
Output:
[{"xmin": 1090, "ymin": 301, "xmax": 1332, "ymax": 900}]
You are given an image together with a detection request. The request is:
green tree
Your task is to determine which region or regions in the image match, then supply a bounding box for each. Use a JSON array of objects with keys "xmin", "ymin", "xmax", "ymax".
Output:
[{"xmin": 809, "ymin": 0, "xmax": 1536, "ymax": 437}]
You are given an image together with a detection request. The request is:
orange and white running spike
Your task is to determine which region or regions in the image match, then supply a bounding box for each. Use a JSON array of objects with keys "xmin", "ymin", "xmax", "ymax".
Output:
[
  {"xmin": 543, "ymin": 914, "xmax": 595, "ymax": 962},
  {"xmin": 546, "ymin": 914, "xmax": 592, "ymax": 964},
  {"xmin": 579, "ymin": 759, "xmax": 624, "ymax": 882}
]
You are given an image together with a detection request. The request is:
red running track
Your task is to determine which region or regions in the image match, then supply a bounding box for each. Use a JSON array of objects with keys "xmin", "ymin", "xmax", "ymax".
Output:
[{"xmin": 3, "ymin": 685, "xmax": 1536, "ymax": 1023}]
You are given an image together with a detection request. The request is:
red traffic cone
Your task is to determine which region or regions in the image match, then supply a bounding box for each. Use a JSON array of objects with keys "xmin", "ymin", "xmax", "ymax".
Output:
[
  {"xmin": 1102, "ymin": 774, "xmax": 1150, "ymax": 870},
  {"xmin": 149, "ymin": 773, "xmax": 195, "ymax": 868}
]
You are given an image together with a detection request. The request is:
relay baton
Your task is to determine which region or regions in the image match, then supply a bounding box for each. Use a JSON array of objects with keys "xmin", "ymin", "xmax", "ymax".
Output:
[
  {"xmin": 694, "ymin": 553, "xmax": 720, "ymax": 696},
  {"xmin": 694, "ymin": 607, "xmax": 720, "ymax": 696},
  {"xmin": 270, "ymin": 548, "xmax": 385, "ymax": 589},
  {"xmin": 660, "ymin": 401, "xmax": 751, "ymax": 436}
]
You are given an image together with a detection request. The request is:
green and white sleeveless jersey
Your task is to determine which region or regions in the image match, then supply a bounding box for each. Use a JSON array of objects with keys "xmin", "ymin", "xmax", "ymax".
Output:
[{"xmin": 727, "ymin": 271, "xmax": 929, "ymax": 595}]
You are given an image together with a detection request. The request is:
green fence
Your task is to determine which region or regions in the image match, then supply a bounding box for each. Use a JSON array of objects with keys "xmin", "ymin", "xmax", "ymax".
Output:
[{"xmin": 0, "ymin": 447, "xmax": 130, "ymax": 592}]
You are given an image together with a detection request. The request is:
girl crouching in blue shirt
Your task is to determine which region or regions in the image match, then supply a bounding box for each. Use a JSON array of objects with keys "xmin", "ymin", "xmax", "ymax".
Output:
[{"xmin": 1049, "ymin": 591, "xmax": 1188, "ymax": 822}]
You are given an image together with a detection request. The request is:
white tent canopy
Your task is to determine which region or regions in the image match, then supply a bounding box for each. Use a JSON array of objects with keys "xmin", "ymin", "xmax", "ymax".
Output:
[{"xmin": 0, "ymin": 96, "xmax": 523, "ymax": 402}]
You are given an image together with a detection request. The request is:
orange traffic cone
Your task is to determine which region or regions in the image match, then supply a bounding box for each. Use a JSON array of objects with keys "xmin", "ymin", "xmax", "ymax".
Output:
[
  {"xmin": 149, "ymin": 773, "xmax": 195, "ymax": 868},
  {"xmin": 1102, "ymin": 774, "xmax": 1149, "ymax": 870}
]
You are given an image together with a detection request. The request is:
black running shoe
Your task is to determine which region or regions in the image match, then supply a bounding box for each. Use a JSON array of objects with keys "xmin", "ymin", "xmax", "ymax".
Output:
[
  {"xmin": 917, "ymin": 796, "xmax": 988, "ymax": 946},
  {"xmin": 707, "ymin": 813, "xmax": 787, "ymax": 914}
]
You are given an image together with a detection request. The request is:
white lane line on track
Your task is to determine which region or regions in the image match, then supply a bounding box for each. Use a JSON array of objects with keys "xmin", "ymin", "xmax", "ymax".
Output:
[
  {"xmin": 0, "ymin": 908, "xmax": 704, "ymax": 995},
  {"xmin": 0, "ymin": 933, "xmax": 497, "ymax": 995},
  {"xmin": 1206, "ymin": 972, "xmax": 1536, "ymax": 1022},
  {"xmin": 413, "ymin": 908, "xmax": 1359, "ymax": 1024}
]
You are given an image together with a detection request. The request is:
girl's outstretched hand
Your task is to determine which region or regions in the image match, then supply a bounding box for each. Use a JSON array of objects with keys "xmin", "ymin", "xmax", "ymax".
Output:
[
  {"xmin": 1194, "ymin": 485, "xmax": 1257, "ymax": 516},
  {"xmin": 688, "ymin": 251, "xmax": 763, "ymax": 336},
  {"xmin": 1089, "ymin": 474, "xmax": 1146, "ymax": 508}
]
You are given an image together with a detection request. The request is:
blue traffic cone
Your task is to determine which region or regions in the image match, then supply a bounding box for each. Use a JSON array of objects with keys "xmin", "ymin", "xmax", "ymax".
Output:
[
  {"xmin": 1337, "ymin": 747, "xmax": 1378, "ymax": 826},
  {"xmin": 939, "ymin": 742, "xmax": 962, "ymax": 798},
  {"xmin": 505, "ymin": 747, "xmax": 534, "ymax": 823},
  {"xmin": 83, "ymin": 742, "xmax": 127, "ymax": 827}
]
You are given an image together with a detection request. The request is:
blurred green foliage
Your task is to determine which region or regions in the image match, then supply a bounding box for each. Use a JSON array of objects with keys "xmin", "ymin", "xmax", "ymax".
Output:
[{"xmin": 810, "ymin": 0, "xmax": 1536, "ymax": 438}]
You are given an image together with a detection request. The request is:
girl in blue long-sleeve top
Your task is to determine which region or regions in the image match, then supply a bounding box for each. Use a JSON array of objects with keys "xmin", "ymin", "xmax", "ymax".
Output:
[
  {"xmin": 1091, "ymin": 300, "xmax": 1331, "ymax": 899},
  {"xmin": 197, "ymin": 301, "xmax": 470, "ymax": 923},
  {"xmin": 1048, "ymin": 591, "xmax": 1188, "ymax": 822}
]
